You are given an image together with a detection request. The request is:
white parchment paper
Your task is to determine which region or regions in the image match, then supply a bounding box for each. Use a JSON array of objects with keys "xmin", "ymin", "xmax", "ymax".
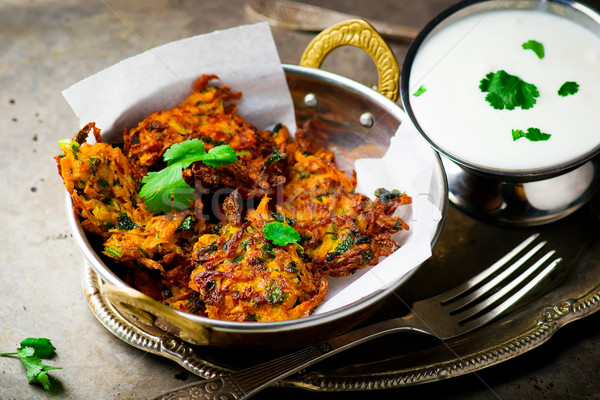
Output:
[
  {"xmin": 63, "ymin": 23, "xmax": 296, "ymax": 141},
  {"xmin": 314, "ymin": 122, "xmax": 442, "ymax": 313},
  {"xmin": 62, "ymin": 22, "xmax": 443, "ymax": 315}
]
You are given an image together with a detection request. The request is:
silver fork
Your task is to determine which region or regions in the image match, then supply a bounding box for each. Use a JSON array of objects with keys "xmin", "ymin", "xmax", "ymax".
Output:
[{"xmin": 152, "ymin": 233, "xmax": 561, "ymax": 400}]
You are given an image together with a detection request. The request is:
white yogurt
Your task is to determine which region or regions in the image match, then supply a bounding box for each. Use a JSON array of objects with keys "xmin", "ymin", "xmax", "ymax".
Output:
[{"xmin": 408, "ymin": 7, "xmax": 600, "ymax": 171}]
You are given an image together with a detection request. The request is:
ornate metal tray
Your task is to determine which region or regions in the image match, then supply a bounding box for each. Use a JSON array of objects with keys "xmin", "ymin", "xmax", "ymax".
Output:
[{"xmin": 82, "ymin": 195, "xmax": 600, "ymax": 391}]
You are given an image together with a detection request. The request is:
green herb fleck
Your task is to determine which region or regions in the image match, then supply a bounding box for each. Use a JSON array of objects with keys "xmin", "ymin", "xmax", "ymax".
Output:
[
  {"xmin": 105, "ymin": 246, "xmax": 123, "ymax": 258},
  {"xmin": 262, "ymin": 242, "xmax": 276, "ymax": 256},
  {"xmin": 362, "ymin": 247, "xmax": 375, "ymax": 264},
  {"xmin": 58, "ymin": 138, "xmax": 78, "ymax": 152},
  {"xmin": 325, "ymin": 252, "xmax": 339, "ymax": 262},
  {"xmin": 245, "ymin": 314, "xmax": 259, "ymax": 321},
  {"xmin": 285, "ymin": 261, "xmax": 298, "ymax": 273},
  {"xmin": 271, "ymin": 123, "xmax": 283, "ymax": 136},
  {"xmin": 374, "ymin": 188, "xmax": 402, "ymax": 203},
  {"xmin": 199, "ymin": 135, "xmax": 226, "ymax": 146},
  {"xmin": 354, "ymin": 236, "xmax": 371, "ymax": 244},
  {"xmin": 177, "ymin": 215, "xmax": 196, "ymax": 232},
  {"xmin": 196, "ymin": 241, "xmax": 218, "ymax": 256},
  {"xmin": 117, "ymin": 213, "xmax": 137, "ymax": 230},
  {"xmin": 265, "ymin": 281, "xmax": 287, "ymax": 305},
  {"xmin": 479, "ymin": 70, "xmax": 539, "ymax": 110},
  {"xmin": 558, "ymin": 81, "xmax": 579, "ymax": 97},
  {"xmin": 413, "ymin": 85, "xmax": 427, "ymax": 97},
  {"xmin": 137, "ymin": 247, "xmax": 150, "ymax": 257},
  {"xmin": 512, "ymin": 127, "xmax": 551, "ymax": 142},
  {"xmin": 265, "ymin": 149, "xmax": 286, "ymax": 165},
  {"xmin": 294, "ymin": 170, "xmax": 310, "ymax": 180},
  {"xmin": 522, "ymin": 40, "xmax": 545, "ymax": 59},
  {"xmin": 270, "ymin": 211, "xmax": 286, "ymax": 223},
  {"xmin": 324, "ymin": 236, "xmax": 355, "ymax": 262},
  {"xmin": 334, "ymin": 235, "xmax": 354, "ymax": 254}
]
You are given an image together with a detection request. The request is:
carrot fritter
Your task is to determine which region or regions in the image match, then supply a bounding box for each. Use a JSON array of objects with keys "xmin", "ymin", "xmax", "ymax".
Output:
[
  {"xmin": 125, "ymin": 75, "xmax": 288, "ymax": 197},
  {"xmin": 278, "ymin": 129, "xmax": 411, "ymax": 277},
  {"xmin": 56, "ymin": 75, "xmax": 412, "ymax": 322},
  {"xmin": 189, "ymin": 196, "xmax": 327, "ymax": 322},
  {"xmin": 55, "ymin": 123, "xmax": 152, "ymax": 239}
]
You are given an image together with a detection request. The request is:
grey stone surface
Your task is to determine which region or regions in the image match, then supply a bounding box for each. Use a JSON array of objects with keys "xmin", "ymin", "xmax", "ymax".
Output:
[{"xmin": 1, "ymin": 0, "xmax": 600, "ymax": 399}]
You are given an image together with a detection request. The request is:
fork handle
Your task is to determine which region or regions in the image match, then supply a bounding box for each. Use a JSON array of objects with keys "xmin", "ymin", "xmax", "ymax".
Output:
[{"xmin": 152, "ymin": 313, "xmax": 430, "ymax": 399}]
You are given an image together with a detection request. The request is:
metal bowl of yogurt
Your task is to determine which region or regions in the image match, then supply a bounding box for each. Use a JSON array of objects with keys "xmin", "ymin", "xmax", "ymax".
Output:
[{"xmin": 401, "ymin": 0, "xmax": 600, "ymax": 226}]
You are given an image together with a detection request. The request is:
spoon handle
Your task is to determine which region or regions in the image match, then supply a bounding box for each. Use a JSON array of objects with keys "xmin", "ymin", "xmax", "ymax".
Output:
[{"xmin": 244, "ymin": 0, "xmax": 419, "ymax": 41}]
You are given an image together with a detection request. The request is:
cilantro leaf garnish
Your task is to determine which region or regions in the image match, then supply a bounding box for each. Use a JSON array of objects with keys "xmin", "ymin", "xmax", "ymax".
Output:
[
  {"xmin": 479, "ymin": 70, "xmax": 539, "ymax": 110},
  {"xmin": 263, "ymin": 221, "xmax": 301, "ymax": 247},
  {"xmin": 201, "ymin": 144, "xmax": 241, "ymax": 167},
  {"xmin": 558, "ymin": 81, "xmax": 579, "ymax": 97},
  {"xmin": 413, "ymin": 85, "xmax": 427, "ymax": 97},
  {"xmin": 139, "ymin": 164, "xmax": 194, "ymax": 214},
  {"xmin": 522, "ymin": 40, "xmax": 545, "ymax": 59},
  {"xmin": 163, "ymin": 138, "xmax": 207, "ymax": 166},
  {"xmin": 138, "ymin": 139, "xmax": 245, "ymax": 214},
  {"xmin": 512, "ymin": 127, "xmax": 551, "ymax": 142},
  {"xmin": 0, "ymin": 338, "xmax": 61, "ymax": 391}
]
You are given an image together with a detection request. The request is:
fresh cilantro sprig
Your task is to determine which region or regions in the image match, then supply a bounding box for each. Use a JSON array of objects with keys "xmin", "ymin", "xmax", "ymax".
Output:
[
  {"xmin": 263, "ymin": 221, "xmax": 301, "ymax": 247},
  {"xmin": 479, "ymin": 70, "xmax": 540, "ymax": 110},
  {"xmin": 522, "ymin": 40, "xmax": 545, "ymax": 59},
  {"xmin": 512, "ymin": 127, "xmax": 551, "ymax": 142},
  {"xmin": 0, "ymin": 338, "xmax": 61, "ymax": 391},
  {"xmin": 558, "ymin": 81, "xmax": 579, "ymax": 97},
  {"xmin": 139, "ymin": 139, "xmax": 248, "ymax": 214}
]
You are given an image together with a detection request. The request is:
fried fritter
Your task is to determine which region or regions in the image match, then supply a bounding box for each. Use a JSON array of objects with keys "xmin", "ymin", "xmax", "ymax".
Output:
[
  {"xmin": 189, "ymin": 196, "xmax": 328, "ymax": 322},
  {"xmin": 279, "ymin": 129, "xmax": 411, "ymax": 277},
  {"xmin": 125, "ymin": 75, "xmax": 289, "ymax": 197},
  {"xmin": 55, "ymin": 123, "xmax": 152, "ymax": 239}
]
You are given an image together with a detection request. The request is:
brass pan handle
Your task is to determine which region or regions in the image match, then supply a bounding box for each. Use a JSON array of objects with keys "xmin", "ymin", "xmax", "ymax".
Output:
[
  {"xmin": 299, "ymin": 19, "xmax": 400, "ymax": 102},
  {"xmin": 101, "ymin": 284, "xmax": 211, "ymax": 346}
]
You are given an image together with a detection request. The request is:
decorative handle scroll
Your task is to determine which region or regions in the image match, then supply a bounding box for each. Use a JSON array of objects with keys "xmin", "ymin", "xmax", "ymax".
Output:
[
  {"xmin": 299, "ymin": 19, "xmax": 400, "ymax": 101},
  {"xmin": 101, "ymin": 284, "xmax": 211, "ymax": 346},
  {"xmin": 537, "ymin": 300, "xmax": 574, "ymax": 324}
]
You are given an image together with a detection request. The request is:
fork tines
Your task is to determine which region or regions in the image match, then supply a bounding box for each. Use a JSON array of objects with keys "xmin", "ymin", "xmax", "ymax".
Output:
[{"xmin": 439, "ymin": 233, "xmax": 562, "ymax": 326}]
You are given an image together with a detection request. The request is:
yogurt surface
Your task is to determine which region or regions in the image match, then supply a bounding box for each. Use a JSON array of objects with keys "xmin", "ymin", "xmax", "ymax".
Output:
[{"xmin": 408, "ymin": 7, "xmax": 600, "ymax": 171}]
